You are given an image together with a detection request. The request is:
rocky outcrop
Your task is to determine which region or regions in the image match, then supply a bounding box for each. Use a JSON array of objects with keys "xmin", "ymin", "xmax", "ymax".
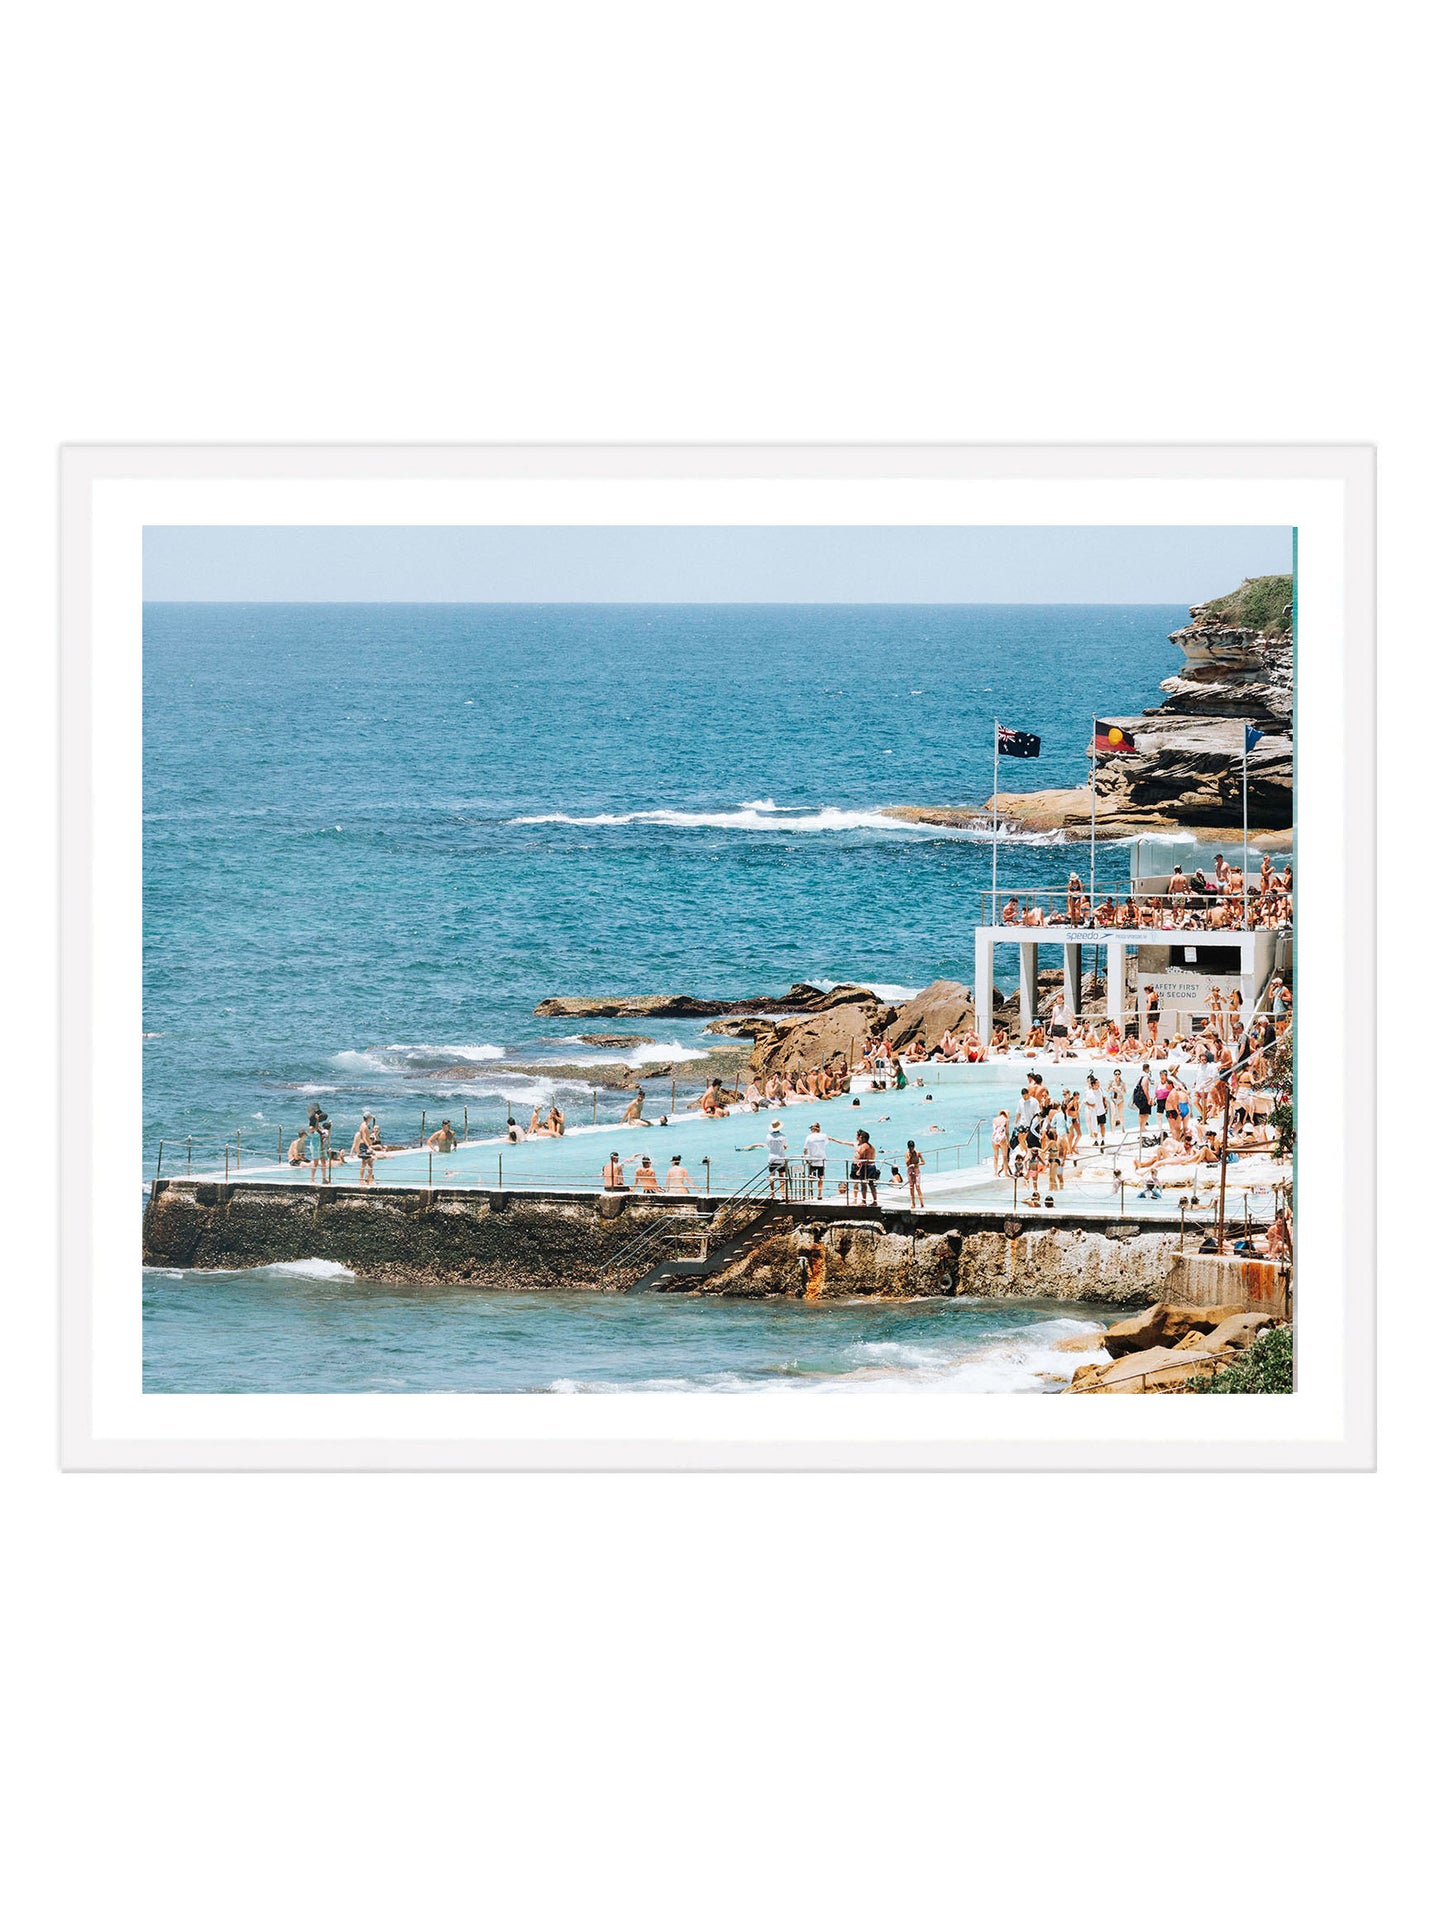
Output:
[
  {"xmin": 1069, "ymin": 1347, "xmax": 1218, "ymax": 1393},
  {"xmin": 883, "ymin": 979, "xmax": 976, "ymax": 1051},
  {"xmin": 1156, "ymin": 576, "xmax": 1293, "ymax": 729},
  {"xmin": 885, "ymin": 574, "xmax": 1295, "ymax": 839},
  {"xmin": 1100, "ymin": 1300, "xmax": 1234, "ymax": 1357},
  {"xmin": 1087, "ymin": 715, "xmax": 1292, "ymax": 832},
  {"xmin": 1200, "ymin": 1312, "xmax": 1274, "ymax": 1352},
  {"xmin": 745, "ymin": 999, "xmax": 892, "ymax": 1082},
  {"xmin": 1066, "ymin": 1289, "xmax": 1281, "ymax": 1392},
  {"xmin": 533, "ymin": 983, "xmax": 883, "ymax": 1020},
  {"xmin": 735, "ymin": 978, "xmax": 980, "ymax": 1081}
]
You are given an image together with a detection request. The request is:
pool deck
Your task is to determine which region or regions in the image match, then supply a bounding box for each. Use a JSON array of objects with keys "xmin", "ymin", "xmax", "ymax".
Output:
[
  {"xmin": 151, "ymin": 1165, "xmax": 1275, "ymax": 1234},
  {"xmin": 156, "ymin": 1045, "xmax": 1288, "ymax": 1232}
]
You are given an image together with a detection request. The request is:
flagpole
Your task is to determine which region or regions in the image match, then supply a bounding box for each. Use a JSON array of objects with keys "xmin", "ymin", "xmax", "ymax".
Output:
[
  {"xmin": 992, "ymin": 717, "xmax": 999, "ymax": 925},
  {"xmin": 1242, "ymin": 723, "xmax": 1250, "ymax": 930},
  {"xmin": 1089, "ymin": 713, "xmax": 1097, "ymax": 907}
]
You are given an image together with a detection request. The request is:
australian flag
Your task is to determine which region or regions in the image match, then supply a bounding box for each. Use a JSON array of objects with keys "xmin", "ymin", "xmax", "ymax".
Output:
[
  {"xmin": 1245, "ymin": 724, "xmax": 1264, "ymax": 755},
  {"xmin": 998, "ymin": 725, "xmax": 1041, "ymax": 759}
]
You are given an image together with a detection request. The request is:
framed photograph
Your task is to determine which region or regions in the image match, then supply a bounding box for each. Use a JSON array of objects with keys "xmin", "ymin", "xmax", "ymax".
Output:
[{"xmin": 59, "ymin": 443, "xmax": 1374, "ymax": 1467}]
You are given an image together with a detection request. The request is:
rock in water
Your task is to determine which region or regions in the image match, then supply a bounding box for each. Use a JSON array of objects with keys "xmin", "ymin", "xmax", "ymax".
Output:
[
  {"xmin": 746, "ymin": 1000, "xmax": 892, "ymax": 1081},
  {"xmin": 883, "ymin": 979, "xmax": 975, "ymax": 1051},
  {"xmin": 534, "ymin": 983, "xmax": 883, "ymax": 1019}
]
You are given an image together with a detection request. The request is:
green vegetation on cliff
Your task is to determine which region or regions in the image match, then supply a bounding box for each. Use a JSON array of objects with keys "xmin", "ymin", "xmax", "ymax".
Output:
[
  {"xmin": 1194, "ymin": 574, "xmax": 1294, "ymax": 637},
  {"xmin": 1188, "ymin": 1324, "xmax": 1294, "ymax": 1393}
]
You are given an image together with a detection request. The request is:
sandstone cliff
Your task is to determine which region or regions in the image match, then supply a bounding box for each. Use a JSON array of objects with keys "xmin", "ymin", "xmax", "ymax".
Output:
[{"xmin": 885, "ymin": 574, "xmax": 1295, "ymax": 840}]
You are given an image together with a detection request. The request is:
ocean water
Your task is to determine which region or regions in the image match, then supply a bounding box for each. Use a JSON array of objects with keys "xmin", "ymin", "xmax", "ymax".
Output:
[
  {"xmin": 143, "ymin": 599, "xmax": 1178, "ymax": 1390},
  {"xmin": 142, "ymin": 1265, "xmax": 1104, "ymax": 1395}
]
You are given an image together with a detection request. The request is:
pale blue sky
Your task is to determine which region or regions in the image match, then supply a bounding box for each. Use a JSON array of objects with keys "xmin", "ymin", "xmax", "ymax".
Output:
[{"xmin": 143, "ymin": 525, "xmax": 1293, "ymax": 603}]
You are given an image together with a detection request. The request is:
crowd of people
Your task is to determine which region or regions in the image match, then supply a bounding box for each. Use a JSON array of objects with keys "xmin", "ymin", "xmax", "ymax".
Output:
[
  {"xmin": 278, "ymin": 950, "xmax": 1292, "ymax": 1216},
  {"xmin": 1000, "ymin": 855, "xmax": 1294, "ymax": 933},
  {"xmin": 286, "ymin": 1102, "xmax": 471, "ymax": 1186},
  {"xmin": 989, "ymin": 999, "xmax": 1288, "ymax": 1210}
]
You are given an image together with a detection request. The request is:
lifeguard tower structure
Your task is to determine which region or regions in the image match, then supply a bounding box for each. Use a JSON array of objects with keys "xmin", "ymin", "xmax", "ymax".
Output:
[{"xmin": 973, "ymin": 836, "xmax": 1292, "ymax": 1045}]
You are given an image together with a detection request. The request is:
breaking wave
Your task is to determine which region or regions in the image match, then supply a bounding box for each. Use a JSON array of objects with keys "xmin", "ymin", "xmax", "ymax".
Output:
[
  {"xmin": 334, "ymin": 1043, "xmax": 505, "ymax": 1072},
  {"xmin": 539, "ymin": 1316, "xmax": 1106, "ymax": 1394},
  {"xmin": 151, "ymin": 1259, "xmax": 357, "ymax": 1283},
  {"xmin": 949, "ymin": 823, "xmax": 1073, "ymax": 846},
  {"xmin": 510, "ymin": 798, "xmax": 952, "ymax": 835},
  {"xmin": 545, "ymin": 1040, "xmax": 708, "ymax": 1070},
  {"xmin": 809, "ymin": 978, "xmax": 919, "ymax": 1004}
]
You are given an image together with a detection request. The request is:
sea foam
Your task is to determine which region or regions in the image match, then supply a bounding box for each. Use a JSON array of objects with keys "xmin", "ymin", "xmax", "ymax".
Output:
[{"xmin": 510, "ymin": 800, "xmax": 952, "ymax": 835}]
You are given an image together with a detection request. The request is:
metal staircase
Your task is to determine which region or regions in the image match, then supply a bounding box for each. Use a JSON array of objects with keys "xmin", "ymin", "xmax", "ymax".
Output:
[{"xmin": 595, "ymin": 1169, "xmax": 788, "ymax": 1294}]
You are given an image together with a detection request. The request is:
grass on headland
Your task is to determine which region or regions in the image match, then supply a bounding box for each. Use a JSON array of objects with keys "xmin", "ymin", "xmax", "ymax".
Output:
[
  {"xmin": 1186, "ymin": 1324, "xmax": 1294, "ymax": 1393},
  {"xmin": 1193, "ymin": 574, "xmax": 1294, "ymax": 638}
]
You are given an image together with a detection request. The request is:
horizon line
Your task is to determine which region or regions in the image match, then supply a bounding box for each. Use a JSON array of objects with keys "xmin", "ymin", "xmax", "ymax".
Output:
[{"xmin": 142, "ymin": 595, "xmax": 1216, "ymax": 608}]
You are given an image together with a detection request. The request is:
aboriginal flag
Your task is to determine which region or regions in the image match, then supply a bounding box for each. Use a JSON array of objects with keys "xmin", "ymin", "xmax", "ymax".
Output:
[
  {"xmin": 1094, "ymin": 720, "xmax": 1138, "ymax": 754},
  {"xmin": 998, "ymin": 726, "xmax": 1041, "ymax": 758}
]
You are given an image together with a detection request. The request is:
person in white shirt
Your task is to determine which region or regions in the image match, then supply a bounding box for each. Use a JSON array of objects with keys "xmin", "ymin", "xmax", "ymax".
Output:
[
  {"xmin": 741, "ymin": 1118, "xmax": 791, "ymax": 1196},
  {"xmin": 1083, "ymin": 1074, "xmax": 1103, "ymax": 1148},
  {"xmin": 802, "ymin": 1122, "xmax": 829, "ymax": 1198}
]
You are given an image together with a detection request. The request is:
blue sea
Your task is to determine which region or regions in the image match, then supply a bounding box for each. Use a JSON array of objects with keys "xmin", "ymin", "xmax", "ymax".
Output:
[{"xmin": 143, "ymin": 601, "xmax": 1180, "ymax": 1391}]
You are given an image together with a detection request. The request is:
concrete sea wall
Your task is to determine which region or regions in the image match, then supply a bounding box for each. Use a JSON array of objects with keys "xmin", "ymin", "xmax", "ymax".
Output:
[{"xmin": 144, "ymin": 1180, "xmax": 1181, "ymax": 1305}]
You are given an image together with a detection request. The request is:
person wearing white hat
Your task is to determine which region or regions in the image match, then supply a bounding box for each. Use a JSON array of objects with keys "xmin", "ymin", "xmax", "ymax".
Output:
[
  {"xmin": 738, "ymin": 1118, "xmax": 793, "ymax": 1195},
  {"xmin": 764, "ymin": 1117, "xmax": 789, "ymax": 1196}
]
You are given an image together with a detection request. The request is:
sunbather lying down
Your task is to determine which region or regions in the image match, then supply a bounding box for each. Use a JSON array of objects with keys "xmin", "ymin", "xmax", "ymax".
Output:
[{"xmin": 1133, "ymin": 1137, "xmax": 1212, "ymax": 1171}]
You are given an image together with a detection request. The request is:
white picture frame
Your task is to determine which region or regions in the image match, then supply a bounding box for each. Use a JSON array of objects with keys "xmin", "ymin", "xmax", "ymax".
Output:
[{"xmin": 59, "ymin": 442, "xmax": 1375, "ymax": 1469}]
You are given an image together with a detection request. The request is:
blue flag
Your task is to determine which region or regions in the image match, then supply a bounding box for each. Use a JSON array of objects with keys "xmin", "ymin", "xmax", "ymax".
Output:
[{"xmin": 1244, "ymin": 725, "xmax": 1264, "ymax": 755}]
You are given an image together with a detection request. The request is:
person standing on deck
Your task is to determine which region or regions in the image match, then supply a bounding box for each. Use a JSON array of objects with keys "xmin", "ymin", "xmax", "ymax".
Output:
[
  {"xmin": 1106, "ymin": 1070, "xmax": 1126, "ymax": 1140},
  {"xmin": 1143, "ymin": 984, "xmax": 1160, "ymax": 1050},
  {"xmin": 351, "ymin": 1112, "xmax": 378, "ymax": 1186},
  {"xmin": 1131, "ymin": 1067, "xmax": 1153, "ymax": 1134},
  {"xmin": 992, "ymin": 1109, "xmax": 1010, "ymax": 1176},
  {"xmin": 850, "ymin": 1130, "xmax": 878, "ymax": 1207},
  {"xmin": 803, "ymin": 1123, "xmax": 829, "ymax": 1198},
  {"xmin": 763, "ymin": 1118, "xmax": 790, "ymax": 1196},
  {"xmin": 905, "ymin": 1141, "xmax": 925, "ymax": 1209},
  {"xmin": 1084, "ymin": 1073, "xmax": 1104, "ymax": 1150}
]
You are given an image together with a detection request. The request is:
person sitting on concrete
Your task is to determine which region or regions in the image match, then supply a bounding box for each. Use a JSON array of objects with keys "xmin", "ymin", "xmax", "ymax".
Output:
[{"xmin": 665, "ymin": 1154, "xmax": 697, "ymax": 1194}]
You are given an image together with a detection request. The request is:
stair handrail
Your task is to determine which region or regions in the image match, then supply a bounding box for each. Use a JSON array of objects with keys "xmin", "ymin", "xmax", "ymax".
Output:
[
  {"xmin": 703, "ymin": 1166, "xmax": 781, "ymax": 1240},
  {"xmin": 595, "ymin": 1202, "xmax": 705, "ymax": 1279},
  {"xmin": 596, "ymin": 1166, "xmax": 777, "ymax": 1281}
]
